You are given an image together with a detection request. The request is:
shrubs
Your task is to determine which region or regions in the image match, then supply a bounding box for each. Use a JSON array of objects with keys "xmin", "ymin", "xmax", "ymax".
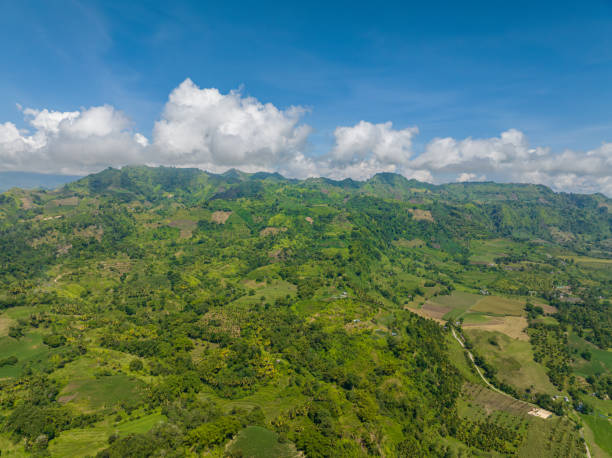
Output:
[
  {"xmin": 0, "ymin": 355, "xmax": 17, "ymax": 367},
  {"xmin": 42, "ymin": 333, "xmax": 66, "ymax": 347},
  {"xmin": 129, "ymin": 358, "xmax": 144, "ymax": 372}
]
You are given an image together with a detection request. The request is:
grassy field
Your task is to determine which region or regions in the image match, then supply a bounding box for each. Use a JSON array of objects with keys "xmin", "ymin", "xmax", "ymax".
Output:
[
  {"xmin": 463, "ymin": 316, "xmax": 529, "ymax": 341},
  {"xmin": 421, "ymin": 291, "xmax": 527, "ymax": 322},
  {"xmin": 569, "ymin": 332, "xmax": 612, "ymax": 377},
  {"xmin": 471, "ymin": 295, "xmax": 525, "ymax": 316},
  {"xmin": 568, "ymin": 256, "xmax": 612, "ymax": 266},
  {"xmin": 581, "ymin": 414, "xmax": 612, "ymax": 457},
  {"xmin": 430, "ymin": 291, "xmax": 482, "ymax": 310},
  {"xmin": 48, "ymin": 412, "xmax": 167, "ymax": 457},
  {"xmin": 232, "ymin": 279, "xmax": 296, "ymax": 307},
  {"xmin": 0, "ymin": 315, "xmax": 15, "ymax": 337},
  {"xmin": 0, "ymin": 332, "xmax": 51, "ymax": 378},
  {"xmin": 58, "ymin": 374, "xmax": 144, "ymax": 411},
  {"xmin": 446, "ymin": 334, "xmax": 483, "ymax": 385},
  {"xmin": 116, "ymin": 412, "xmax": 167, "ymax": 435},
  {"xmin": 0, "ymin": 306, "xmax": 39, "ymax": 338},
  {"xmin": 463, "ymin": 383, "xmax": 533, "ymax": 416},
  {"xmin": 468, "ymin": 239, "xmax": 520, "ymax": 264},
  {"xmin": 416, "ymin": 291, "xmax": 529, "ymax": 341},
  {"xmin": 465, "ymin": 329, "xmax": 557, "ymax": 394},
  {"xmin": 226, "ymin": 426, "xmax": 298, "ymax": 458},
  {"xmin": 48, "ymin": 427, "xmax": 110, "ymax": 457},
  {"xmin": 0, "ymin": 434, "xmax": 28, "ymax": 457}
]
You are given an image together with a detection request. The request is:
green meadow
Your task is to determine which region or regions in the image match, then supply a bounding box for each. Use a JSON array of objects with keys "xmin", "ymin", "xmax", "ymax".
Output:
[
  {"xmin": 226, "ymin": 426, "xmax": 298, "ymax": 458},
  {"xmin": 0, "ymin": 332, "xmax": 51, "ymax": 378}
]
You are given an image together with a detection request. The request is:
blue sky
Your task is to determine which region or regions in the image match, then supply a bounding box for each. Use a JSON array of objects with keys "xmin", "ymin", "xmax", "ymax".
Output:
[{"xmin": 0, "ymin": 1, "xmax": 611, "ymax": 194}]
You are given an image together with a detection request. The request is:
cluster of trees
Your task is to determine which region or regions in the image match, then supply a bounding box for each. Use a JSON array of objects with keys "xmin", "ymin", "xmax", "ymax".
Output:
[
  {"xmin": 455, "ymin": 418, "xmax": 523, "ymax": 453},
  {"xmin": 0, "ymin": 166, "xmax": 609, "ymax": 455},
  {"xmin": 3, "ymin": 376, "xmax": 100, "ymax": 451},
  {"xmin": 528, "ymin": 323, "xmax": 571, "ymax": 389}
]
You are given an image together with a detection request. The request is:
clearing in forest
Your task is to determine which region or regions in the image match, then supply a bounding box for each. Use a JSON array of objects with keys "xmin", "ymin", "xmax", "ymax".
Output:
[
  {"xmin": 408, "ymin": 208, "xmax": 434, "ymax": 222},
  {"xmin": 471, "ymin": 295, "xmax": 525, "ymax": 316},
  {"xmin": 226, "ymin": 426, "xmax": 299, "ymax": 458},
  {"xmin": 211, "ymin": 211, "xmax": 232, "ymax": 224},
  {"xmin": 464, "ymin": 330, "xmax": 557, "ymax": 393},
  {"xmin": 168, "ymin": 219, "xmax": 197, "ymax": 238},
  {"xmin": 464, "ymin": 316, "xmax": 529, "ymax": 341}
]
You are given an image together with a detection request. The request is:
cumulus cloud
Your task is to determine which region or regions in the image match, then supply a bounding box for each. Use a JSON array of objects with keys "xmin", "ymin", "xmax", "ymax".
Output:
[
  {"xmin": 0, "ymin": 78, "xmax": 611, "ymax": 196},
  {"xmin": 151, "ymin": 78, "xmax": 311, "ymax": 173},
  {"xmin": 315, "ymin": 121, "xmax": 431, "ymax": 181},
  {"xmin": 412, "ymin": 130, "xmax": 612, "ymax": 196},
  {"xmin": 330, "ymin": 121, "xmax": 417, "ymax": 166},
  {"xmin": 0, "ymin": 105, "xmax": 147, "ymax": 174},
  {"xmin": 457, "ymin": 173, "xmax": 482, "ymax": 182}
]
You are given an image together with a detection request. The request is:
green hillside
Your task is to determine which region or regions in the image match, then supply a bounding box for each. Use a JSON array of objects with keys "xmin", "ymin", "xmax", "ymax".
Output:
[{"xmin": 0, "ymin": 166, "xmax": 610, "ymax": 457}]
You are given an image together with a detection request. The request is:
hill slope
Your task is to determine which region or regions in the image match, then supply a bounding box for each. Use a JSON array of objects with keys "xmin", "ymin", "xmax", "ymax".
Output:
[{"xmin": 0, "ymin": 166, "xmax": 610, "ymax": 457}]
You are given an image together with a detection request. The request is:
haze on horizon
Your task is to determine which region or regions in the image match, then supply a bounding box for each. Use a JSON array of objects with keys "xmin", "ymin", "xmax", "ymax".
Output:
[{"xmin": 0, "ymin": 1, "xmax": 611, "ymax": 196}]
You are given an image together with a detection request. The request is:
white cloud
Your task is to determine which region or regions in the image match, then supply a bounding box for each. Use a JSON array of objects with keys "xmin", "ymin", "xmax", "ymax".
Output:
[
  {"xmin": 330, "ymin": 121, "xmax": 418, "ymax": 165},
  {"xmin": 457, "ymin": 173, "xmax": 477, "ymax": 182},
  {"xmin": 0, "ymin": 79, "xmax": 610, "ymax": 196},
  {"xmin": 313, "ymin": 120, "xmax": 423, "ymax": 181},
  {"xmin": 0, "ymin": 105, "xmax": 147, "ymax": 174},
  {"xmin": 412, "ymin": 129, "xmax": 549, "ymax": 172},
  {"xmin": 411, "ymin": 129, "xmax": 612, "ymax": 195},
  {"xmin": 151, "ymin": 78, "xmax": 311, "ymax": 172}
]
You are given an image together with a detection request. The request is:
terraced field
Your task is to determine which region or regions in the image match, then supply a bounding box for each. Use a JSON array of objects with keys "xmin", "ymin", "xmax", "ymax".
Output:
[{"xmin": 460, "ymin": 384, "xmax": 585, "ymax": 457}]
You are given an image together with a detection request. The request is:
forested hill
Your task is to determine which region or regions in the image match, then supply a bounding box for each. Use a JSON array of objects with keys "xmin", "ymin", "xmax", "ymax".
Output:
[
  {"xmin": 0, "ymin": 166, "xmax": 610, "ymax": 457},
  {"xmin": 8, "ymin": 165, "xmax": 609, "ymax": 252}
]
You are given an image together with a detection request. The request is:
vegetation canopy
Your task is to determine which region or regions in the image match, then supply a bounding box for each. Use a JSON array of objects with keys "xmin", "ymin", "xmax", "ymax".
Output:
[{"xmin": 0, "ymin": 166, "xmax": 610, "ymax": 457}]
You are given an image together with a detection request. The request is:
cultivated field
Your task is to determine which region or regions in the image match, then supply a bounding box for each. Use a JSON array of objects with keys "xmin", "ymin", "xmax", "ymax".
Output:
[{"xmin": 416, "ymin": 291, "xmax": 530, "ymax": 339}]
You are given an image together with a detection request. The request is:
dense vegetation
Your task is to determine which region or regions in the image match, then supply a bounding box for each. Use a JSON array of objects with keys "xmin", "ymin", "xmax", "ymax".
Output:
[{"xmin": 0, "ymin": 166, "xmax": 610, "ymax": 457}]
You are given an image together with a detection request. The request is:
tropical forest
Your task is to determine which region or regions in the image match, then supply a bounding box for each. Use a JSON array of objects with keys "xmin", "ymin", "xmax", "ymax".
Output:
[{"xmin": 0, "ymin": 166, "xmax": 610, "ymax": 457}]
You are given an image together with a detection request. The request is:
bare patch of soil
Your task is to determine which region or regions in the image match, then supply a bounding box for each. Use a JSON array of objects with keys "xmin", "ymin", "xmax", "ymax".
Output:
[
  {"xmin": 260, "ymin": 227, "xmax": 287, "ymax": 236},
  {"xmin": 211, "ymin": 211, "xmax": 232, "ymax": 224},
  {"xmin": 408, "ymin": 208, "xmax": 434, "ymax": 222}
]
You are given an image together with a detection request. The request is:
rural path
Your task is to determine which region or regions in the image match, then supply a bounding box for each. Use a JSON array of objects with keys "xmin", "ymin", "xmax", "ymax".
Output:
[
  {"xmin": 451, "ymin": 327, "xmax": 504, "ymax": 394},
  {"xmin": 580, "ymin": 429, "xmax": 592, "ymax": 458},
  {"xmin": 450, "ymin": 327, "xmax": 553, "ymax": 419}
]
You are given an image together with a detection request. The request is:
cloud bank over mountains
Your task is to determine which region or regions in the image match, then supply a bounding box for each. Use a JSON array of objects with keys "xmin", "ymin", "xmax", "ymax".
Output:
[{"xmin": 0, "ymin": 78, "xmax": 610, "ymax": 196}]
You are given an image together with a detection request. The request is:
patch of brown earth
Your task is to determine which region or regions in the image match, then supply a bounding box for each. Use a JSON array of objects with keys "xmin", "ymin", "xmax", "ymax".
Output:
[
  {"xmin": 420, "ymin": 302, "xmax": 452, "ymax": 319},
  {"xmin": 536, "ymin": 302, "xmax": 558, "ymax": 314},
  {"xmin": 260, "ymin": 227, "xmax": 287, "ymax": 236},
  {"xmin": 211, "ymin": 211, "xmax": 232, "ymax": 224},
  {"xmin": 464, "ymin": 316, "xmax": 529, "ymax": 341},
  {"xmin": 408, "ymin": 208, "xmax": 434, "ymax": 222},
  {"xmin": 168, "ymin": 219, "xmax": 197, "ymax": 238},
  {"xmin": 56, "ymin": 244, "xmax": 72, "ymax": 256},
  {"xmin": 20, "ymin": 197, "xmax": 34, "ymax": 209}
]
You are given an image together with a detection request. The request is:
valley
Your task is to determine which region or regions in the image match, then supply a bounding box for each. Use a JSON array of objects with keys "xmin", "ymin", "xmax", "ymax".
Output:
[{"xmin": 0, "ymin": 166, "xmax": 610, "ymax": 457}]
